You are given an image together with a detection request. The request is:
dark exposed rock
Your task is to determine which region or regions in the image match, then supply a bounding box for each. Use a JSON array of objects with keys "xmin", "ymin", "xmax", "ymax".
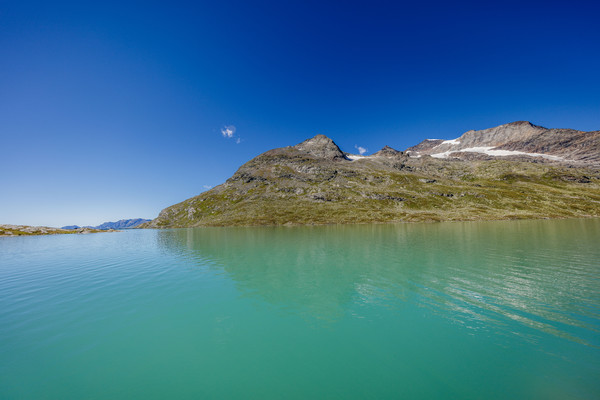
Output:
[
  {"xmin": 557, "ymin": 175, "xmax": 592, "ymax": 183},
  {"xmin": 363, "ymin": 193, "xmax": 406, "ymax": 201}
]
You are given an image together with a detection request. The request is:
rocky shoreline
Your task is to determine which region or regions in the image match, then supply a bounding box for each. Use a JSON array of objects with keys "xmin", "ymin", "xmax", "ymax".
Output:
[{"xmin": 0, "ymin": 225, "xmax": 118, "ymax": 237}]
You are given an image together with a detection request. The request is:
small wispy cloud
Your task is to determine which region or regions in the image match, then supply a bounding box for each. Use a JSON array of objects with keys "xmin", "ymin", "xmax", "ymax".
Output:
[
  {"xmin": 221, "ymin": 125, "xmax": 236, "ymax": 138},
  {"xmin": 220, "ymin": 125, "xmax": 242, "ymax": 144},
  {"xmin": 355, "ymin": 145, "xmax": 367, "ymax": 155},
  {"xmin": 203, "ymin": 185, "xmax": 212, "ymax": 190}
]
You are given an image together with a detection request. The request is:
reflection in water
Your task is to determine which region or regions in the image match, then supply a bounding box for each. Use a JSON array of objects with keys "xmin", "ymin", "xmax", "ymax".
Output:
[{"xmin": 156, "ymin": 219, "xmax": 600, "ymax": 347}]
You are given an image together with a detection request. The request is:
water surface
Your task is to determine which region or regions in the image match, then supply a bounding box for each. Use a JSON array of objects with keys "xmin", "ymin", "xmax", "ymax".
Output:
[{"xmin": 1, "ymin": 219, "xmax": 599, "ymax": 399}]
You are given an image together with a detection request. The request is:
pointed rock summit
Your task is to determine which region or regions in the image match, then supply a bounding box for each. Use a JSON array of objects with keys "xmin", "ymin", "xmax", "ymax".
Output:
[
  {"xmin": 506, "ymin": 120, "xmax": 536, "ymax": 127},
  {"xmin": 373, "ymin": 145, "xmax": 402, "ymax": 157},
  {"xmin": 293, "ymin": 134, "xmax": 347, "ymax": 161}
]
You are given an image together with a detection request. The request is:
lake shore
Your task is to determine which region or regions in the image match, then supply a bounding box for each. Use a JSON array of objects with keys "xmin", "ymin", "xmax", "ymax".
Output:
[{"xmin": 0, "ymin": 224, "xmax": 118, "ymax": 237}]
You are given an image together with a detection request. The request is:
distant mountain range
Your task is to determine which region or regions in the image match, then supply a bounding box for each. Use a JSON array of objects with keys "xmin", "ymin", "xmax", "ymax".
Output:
[
  {"xmin": 62, "ymin": 218, "xmax": 150, "ymax": 230},
  {"xmin": 140, "ymin": 121, "xmax": 600, "ymax": 227}
]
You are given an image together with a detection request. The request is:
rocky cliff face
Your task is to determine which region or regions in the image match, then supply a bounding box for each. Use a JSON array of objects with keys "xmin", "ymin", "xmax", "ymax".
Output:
[
  {"xmin": 141, "ymin": 122, "xmax": 600, "ymax": 228},
  {"xmin": 406, "ymin": 121, "xmax": 600, "ymax": 165}
]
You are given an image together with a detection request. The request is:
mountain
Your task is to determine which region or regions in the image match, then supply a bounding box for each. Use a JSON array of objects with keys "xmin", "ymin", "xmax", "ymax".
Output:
[
  {"xmin": 141, "ymin": 122, "xmax": 600, "ymax": 228},
  {"xmin": 406, "ymin": 121, "xmax": 600, "ymax": 164},
  {"xmin": 95, "ymin": 219, "xmax": 151, "ymax": 230},
  {"xmin": 61, "ymin": 218, "xmax": 150, "ymax": 231}
]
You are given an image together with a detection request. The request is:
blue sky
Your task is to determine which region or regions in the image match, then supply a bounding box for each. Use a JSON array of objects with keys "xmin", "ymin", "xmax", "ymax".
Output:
[{"xmin": 1, "ymin": 0, "xmax": 599, "ymax": 227}]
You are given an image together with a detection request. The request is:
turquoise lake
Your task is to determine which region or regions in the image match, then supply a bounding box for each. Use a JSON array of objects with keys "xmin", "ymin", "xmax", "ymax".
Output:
[{"xmin": 1, "ymin": 219, "xmax": 600, "ymax": 399}]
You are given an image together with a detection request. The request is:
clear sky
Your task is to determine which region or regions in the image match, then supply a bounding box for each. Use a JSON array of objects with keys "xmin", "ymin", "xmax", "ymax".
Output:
[{"xmin": 1, "ymin": 0, "xmax": 599, "ymax": 227}]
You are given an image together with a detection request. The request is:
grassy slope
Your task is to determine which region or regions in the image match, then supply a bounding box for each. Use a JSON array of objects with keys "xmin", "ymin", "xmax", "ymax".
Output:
[{"xmin": 144, "ymin": 153, "xmax": 600, "ymax": 227}]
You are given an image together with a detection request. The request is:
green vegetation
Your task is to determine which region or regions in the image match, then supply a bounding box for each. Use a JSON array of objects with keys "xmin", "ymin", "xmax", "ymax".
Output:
[{"xmin": 142, "ymin": 148, "xmax": 600, "ymax": 227}]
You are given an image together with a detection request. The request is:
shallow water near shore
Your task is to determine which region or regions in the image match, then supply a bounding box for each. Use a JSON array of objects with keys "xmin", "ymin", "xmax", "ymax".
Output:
[{"xmin": 1, "ymin": 219, "xmax": 600, "ymax": 399}]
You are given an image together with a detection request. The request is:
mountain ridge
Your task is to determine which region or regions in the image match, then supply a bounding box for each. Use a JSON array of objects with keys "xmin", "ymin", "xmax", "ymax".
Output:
[
  {"xmin": 62, "ymin": 218, "xmax": 150, "ymax": 230},
  {"xmin": 141, "ymin": 122, "xmax": 600, "ymax": 228},
  {"xmin": 406, "ymin": 121, "xmax": 599, "ymax": 164}
]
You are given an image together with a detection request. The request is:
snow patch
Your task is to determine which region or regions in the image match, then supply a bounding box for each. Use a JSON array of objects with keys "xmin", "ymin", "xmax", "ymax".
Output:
[
  {"xmin": 347, "ymin": 154, "xmax": 367, "ymax": 161},
  {"xmin": 430, "ymin": 151, "xmax": 455, "ymax": 158},
  {"xmin": 442, "ymin": 139, "xmax": 460, "ymax": 145},
  {"xmin": 431, "ymin": 146, "xmax": 565, "ymax": 161}
]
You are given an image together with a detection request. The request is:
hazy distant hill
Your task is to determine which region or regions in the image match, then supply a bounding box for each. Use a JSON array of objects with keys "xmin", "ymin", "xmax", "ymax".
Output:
[
  {"xmin": 95, "ymin": 219, "xmax": 151, "ymax": 230},
  {"xmin": 140, "ymin": 122, "xmax": 600, "ymax": 227},
  {"xmin": 61, "ymin": 225, "xmax": 81, "ymax": 230},
  {"xmin": 62, "ymin": 218, "xmax": 150, "ymax": 230}
]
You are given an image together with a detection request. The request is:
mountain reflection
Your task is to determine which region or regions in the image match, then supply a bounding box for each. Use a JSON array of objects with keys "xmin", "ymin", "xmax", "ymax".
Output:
[{"xmin": 156, "ymin": 219, "xmax": 600, "ymax": 346}]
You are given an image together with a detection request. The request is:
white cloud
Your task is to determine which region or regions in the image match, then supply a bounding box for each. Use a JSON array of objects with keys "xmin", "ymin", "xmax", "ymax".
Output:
[
  {"xmin": 203, "ymin": 185, "xmax": 212, "ymax": 190},
  {"xmin": 355, "ymin": 145, "xmax": 367, "ymax": 155},
  {"xmin": 221, "ymin": 125, "xmax": 236, "ymax": 138},
  {"xmin": 236, "ymin": 137, "xmax": 241, "ymax": 144}
]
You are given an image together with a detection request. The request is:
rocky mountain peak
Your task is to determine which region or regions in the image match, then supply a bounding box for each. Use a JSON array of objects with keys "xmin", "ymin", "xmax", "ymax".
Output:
[
  {"xmin": 373, "ymin": 145, "xmax": 402, "ymax": 157},
  {"xmin": 293, "ymin": 134, "xmax": 347, "ymax": 160},
  {"xmin": 506, "ymin": 120, "xmax": 535, "ymax": 127},
  {"xmin": 503, "ymin": 121, "xmax": 549, "ymax": 130}
]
